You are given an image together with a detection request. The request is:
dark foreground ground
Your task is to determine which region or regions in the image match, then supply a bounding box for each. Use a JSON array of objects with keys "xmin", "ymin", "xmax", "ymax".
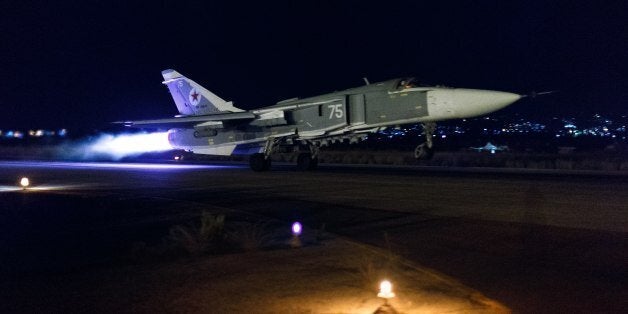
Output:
[{"xmin": 0, "ymin": 161, "xmax": 626, "ymax": 313}]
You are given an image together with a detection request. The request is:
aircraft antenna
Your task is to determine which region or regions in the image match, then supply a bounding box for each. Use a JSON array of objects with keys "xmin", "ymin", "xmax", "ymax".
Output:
[{"xmin": 363, "ymin": 77, "xmax": 370, "ymax": 85}]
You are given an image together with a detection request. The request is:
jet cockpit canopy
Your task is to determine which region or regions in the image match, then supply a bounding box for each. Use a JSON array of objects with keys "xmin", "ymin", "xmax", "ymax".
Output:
[{"xmin": 396, "ymin": 77, "xmax": 430, "ymax": 90}]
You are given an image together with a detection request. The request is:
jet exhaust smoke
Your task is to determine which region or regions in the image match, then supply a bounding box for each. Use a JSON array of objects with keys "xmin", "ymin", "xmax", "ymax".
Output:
[
  {"xmin": 85, "ymin": 132, "xmax": 172, "ymax": 159},
  {"xmin": 0, "ymin": 132, "xmax": 174, "ymax": 161}
]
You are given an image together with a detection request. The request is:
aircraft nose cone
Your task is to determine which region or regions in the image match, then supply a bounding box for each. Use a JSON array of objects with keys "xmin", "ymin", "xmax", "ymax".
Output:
[{"xmin": 453, "ymin": 89, "xmax": 521, "ymax": 117}]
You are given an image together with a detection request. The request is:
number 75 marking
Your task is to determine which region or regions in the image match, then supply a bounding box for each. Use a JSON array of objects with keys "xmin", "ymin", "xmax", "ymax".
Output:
[{"xmin": 328, "ymin": 104, "xmax": 344, "ymax": 119}]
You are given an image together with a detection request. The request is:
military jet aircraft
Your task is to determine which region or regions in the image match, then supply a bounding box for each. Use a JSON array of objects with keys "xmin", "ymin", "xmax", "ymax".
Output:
[
  {"xmin": 470, "ymin": 142, "xmax": 509, "ymax": 153},
  {"xmin": 122, "ymin": 69, "xmax": 522, "ymax": 171}
]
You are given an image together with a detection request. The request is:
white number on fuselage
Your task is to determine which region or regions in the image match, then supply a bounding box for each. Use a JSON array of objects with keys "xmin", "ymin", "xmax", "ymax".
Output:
[{"xmin": 328, "ymin": 104, "xmax": 344, "ymax": 119}]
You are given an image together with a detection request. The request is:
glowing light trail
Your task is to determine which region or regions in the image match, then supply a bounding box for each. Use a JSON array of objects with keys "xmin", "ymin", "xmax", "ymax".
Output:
[{"xmin": 0, "ymin": 161, "xmax": 237, "ymax": 170}]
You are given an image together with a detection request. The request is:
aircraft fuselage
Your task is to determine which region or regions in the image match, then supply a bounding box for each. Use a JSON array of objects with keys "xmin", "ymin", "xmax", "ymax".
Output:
[{"xmin": 167, "ymin": 78, "xmax": 520, "ymax": 156}]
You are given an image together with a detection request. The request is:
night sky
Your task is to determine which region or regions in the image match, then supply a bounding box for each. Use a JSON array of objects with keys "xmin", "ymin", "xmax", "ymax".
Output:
[{"xmin": 2, "ymin": 1, "xmax": 627, "ymax": 130}]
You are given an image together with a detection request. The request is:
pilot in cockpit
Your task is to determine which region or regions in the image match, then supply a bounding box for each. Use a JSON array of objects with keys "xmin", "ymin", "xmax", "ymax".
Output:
[{"xmin": 398, "ymin": 78, "xmax": 422, "ymax": 90}]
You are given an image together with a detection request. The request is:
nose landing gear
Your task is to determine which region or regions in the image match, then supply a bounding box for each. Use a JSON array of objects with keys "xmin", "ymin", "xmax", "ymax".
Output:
[{"xmin": 415, "ymin": 122, "xmax": 436, "ymax": 160}]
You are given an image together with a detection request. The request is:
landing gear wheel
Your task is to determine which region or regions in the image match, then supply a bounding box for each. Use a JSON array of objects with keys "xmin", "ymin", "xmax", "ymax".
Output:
[
  {"xmin": 414, "ymin": 143, "xmax": 434, "ymax": 160},
  {"xmin": 308, "ymin": 157, "xmax": 318, "ymax": 170},
  {"xmin": 414, "ymin": 122, "xmax": 436, "ymax": 160},
  {"xmin": 250, "ymin": 153, "xmax": 271, "ymax": 171},
  {"xmin": 297, "ymin": 153, "xmax": 318, "ymax": 171}
]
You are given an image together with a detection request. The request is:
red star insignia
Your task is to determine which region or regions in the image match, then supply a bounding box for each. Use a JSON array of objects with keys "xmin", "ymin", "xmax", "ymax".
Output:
[{"xmin": 191, "ymin": 91, "xmax": 200, "ymax": 101}]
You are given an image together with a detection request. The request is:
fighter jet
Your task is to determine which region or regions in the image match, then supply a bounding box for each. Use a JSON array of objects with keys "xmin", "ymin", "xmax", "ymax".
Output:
[
  {"xmin": 122, "ymin": 69, "xmax": 521, "ymax": 171},
  {"xmin": 470, "ymin": 142, "xmax": 509, "ymax": 153}
]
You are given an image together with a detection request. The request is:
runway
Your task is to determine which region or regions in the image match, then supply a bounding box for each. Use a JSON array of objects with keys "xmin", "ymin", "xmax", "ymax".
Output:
[{"xmin": 1, "ymin": 160, "xmax": 626, "ymax": 313}]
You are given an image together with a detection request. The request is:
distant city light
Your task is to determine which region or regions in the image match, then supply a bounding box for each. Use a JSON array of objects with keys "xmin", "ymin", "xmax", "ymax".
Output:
[{"xmin": 2, "ymin": 128, "xmax": 68, "ymax": 138}]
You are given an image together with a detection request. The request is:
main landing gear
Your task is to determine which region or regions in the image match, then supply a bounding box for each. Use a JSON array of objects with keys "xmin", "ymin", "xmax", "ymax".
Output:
[
  {"xmin": 249, "ymin": 137, "xmax": 320, "ymax": 172},
  {"xmin": 249, "ymin": 153, "xmax": 271, "ymax": 172},
  {"xmin": 249, "ymin": 137, "xmax": 281, "ymax": 172},
  {"xmin": 296, "ymin": 143, "xmax": 319, "ymax": 171},
  {"xmin": 415, "ymin": 122, "xmax": 436, "ymax": 160}
]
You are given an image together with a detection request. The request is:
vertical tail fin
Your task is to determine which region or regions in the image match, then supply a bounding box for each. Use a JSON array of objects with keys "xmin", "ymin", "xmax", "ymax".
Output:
[{"xmin": 161, "ymin": 69, "xmax": 244, "ymax": 116}]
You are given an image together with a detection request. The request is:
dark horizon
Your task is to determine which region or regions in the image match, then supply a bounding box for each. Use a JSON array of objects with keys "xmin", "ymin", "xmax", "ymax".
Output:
[{"xmin": 2, "ymin": 1, "xmax": 627, "ymax": 130}]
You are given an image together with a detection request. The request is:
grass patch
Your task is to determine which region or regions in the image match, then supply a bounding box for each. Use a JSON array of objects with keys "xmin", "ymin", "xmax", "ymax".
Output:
[
  {"xmin": 167, "ymin": 212, "xmax": 226, "ymax": 255},
  {"xmin": 226, "ymin": 220, "xmax": 276, "ymax": 251}
]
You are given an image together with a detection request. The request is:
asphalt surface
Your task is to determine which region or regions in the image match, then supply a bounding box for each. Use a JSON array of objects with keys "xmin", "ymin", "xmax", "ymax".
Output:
[{"xmin": 1, "ymin": 160, "xmax": 626, "ymax": 313}]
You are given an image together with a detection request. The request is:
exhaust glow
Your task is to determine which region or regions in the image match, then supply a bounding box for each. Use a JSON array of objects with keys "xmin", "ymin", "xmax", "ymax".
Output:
[{"xmin": 88, "ymin": 132, "xmax": 172, "ymax": 159}]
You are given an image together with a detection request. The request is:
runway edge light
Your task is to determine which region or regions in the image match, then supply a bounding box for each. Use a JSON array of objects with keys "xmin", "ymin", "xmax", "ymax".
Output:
[
  {"xmin": 290, "ymin": 222, "xmax": 302, "ymax": 248},
  {"xmin": 20, "ymin": 177, "xmax": 30, "ymax": 189},
  {"xmin": 378, "ymin": 280, "xmax": 395, "ymax": 299},
  {"xmin": 291, "ymin": 222, "xmax": 302, "ymax": 236},
  {"xmin": 375, "ymin": 279, "xmax": 397, "ymax": 314}
]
